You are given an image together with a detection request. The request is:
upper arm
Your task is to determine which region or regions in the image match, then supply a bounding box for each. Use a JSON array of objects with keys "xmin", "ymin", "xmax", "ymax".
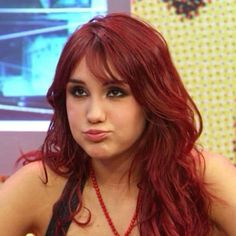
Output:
[
  {"xmin": 203, "ymin": 151, "xmax": 236, "ymax": 235},
  {"xmin": 0, "ymin": 162, "xmax": 45, "ymax": 235}
]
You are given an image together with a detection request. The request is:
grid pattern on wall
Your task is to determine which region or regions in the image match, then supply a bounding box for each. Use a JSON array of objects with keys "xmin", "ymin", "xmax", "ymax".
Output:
[{"xmin": 132, "ymin": 0, "xmax": 236, "ymax": 163}]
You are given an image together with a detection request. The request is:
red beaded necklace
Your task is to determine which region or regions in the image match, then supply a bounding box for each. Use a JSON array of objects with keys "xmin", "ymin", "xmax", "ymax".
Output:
[{"xmin": 90, "ymin": 168, "xmax": 140, "ymax": 236}]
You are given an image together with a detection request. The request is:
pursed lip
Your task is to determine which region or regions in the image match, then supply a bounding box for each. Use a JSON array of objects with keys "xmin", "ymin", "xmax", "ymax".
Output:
[{"xmin": 82, "ymin": 129, "xmax": 110, "ymax": 142}]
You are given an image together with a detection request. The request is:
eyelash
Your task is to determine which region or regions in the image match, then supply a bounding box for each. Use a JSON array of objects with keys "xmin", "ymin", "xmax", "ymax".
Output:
[
  {"xmin": 69, "ymin": 86, "xmax": 88, "ymax": 97},
  {"xmin": 107, "ymin": 87, "xmax": 127, "ymax": 97},
  {"xmin": 68, "ymin": 86, "xmax": 127, "ymax": 98}
]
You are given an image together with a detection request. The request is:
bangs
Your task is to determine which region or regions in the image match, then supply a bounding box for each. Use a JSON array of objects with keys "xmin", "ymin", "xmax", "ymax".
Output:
[{"xmin": 84, "ymin": 36, "xmax": 127, "ymax": 84}]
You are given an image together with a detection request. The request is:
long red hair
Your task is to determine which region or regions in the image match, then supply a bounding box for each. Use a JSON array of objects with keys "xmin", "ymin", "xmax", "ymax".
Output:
[{"xmin": 22, "ymin": 13, "xmax": 214, "ymax": 235}]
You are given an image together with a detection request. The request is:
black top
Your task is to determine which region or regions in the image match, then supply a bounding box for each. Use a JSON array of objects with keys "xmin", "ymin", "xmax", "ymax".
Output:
[{"xmin": 45, "ymin": 174, "xmax": 85, "ymax": 236}]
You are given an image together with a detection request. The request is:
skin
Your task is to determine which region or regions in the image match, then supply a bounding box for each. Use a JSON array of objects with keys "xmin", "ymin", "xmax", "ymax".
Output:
[
  {"xmin": 0, "ymin": 59, "xmax": 236, "ymax": 235},
  {"xmin": 66, "ymin": 58, "xmax": 146, "ymax": 173}
]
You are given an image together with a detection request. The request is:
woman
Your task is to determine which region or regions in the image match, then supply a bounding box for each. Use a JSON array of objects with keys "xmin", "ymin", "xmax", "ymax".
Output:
[{"xmin": 0, "ymin": 13, "xmax": 235, "ymax": 236}]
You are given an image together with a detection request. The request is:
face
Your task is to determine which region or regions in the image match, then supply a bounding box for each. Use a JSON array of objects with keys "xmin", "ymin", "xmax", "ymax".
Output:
[{"xmin": 66, "ymin": 58, "xmax": 146, "ymax": 162}]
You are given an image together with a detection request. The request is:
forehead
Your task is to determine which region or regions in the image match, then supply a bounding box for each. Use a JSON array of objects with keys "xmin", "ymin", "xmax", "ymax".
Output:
[{"xmin": 71, "ymin": 57, "xmax": 125, "ymax": 84}]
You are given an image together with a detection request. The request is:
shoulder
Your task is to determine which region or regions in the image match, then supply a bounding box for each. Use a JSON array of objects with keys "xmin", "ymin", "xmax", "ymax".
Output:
[
  {"xmin": 0, "ymin": 161, "xmax": 47, "ymax": 201},
  {"xmin": 201, "ymin": 150, "xmax": 235, "ymax": 172},
  {"xmin": 199, "ymin": 150, "xmax": 236, "ymax": 235},
  {"xmin": 0, "ymin": 161, "xmax": 68, "ymax": 235},
  {"xmin": 200, "ymin": 150, "xmax": 236, "ymax": 192},
  {"xmin": 1, "ymin": 161, "xmax": 66, "ymax": 193}
]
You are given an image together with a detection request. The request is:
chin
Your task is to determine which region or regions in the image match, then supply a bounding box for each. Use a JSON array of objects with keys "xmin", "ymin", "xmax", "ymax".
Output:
[{"xmin": 86, "ymin": 150, "xmax": 111, "ymax": 160}]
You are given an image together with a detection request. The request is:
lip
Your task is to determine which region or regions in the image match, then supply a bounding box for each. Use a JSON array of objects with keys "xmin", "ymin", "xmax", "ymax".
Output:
[{"xmin": 82, "ymin": 129, "xmax": 110, "ymax": 142}]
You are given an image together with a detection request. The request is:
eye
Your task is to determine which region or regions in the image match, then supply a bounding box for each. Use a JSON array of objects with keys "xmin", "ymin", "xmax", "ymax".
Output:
[
  {"xmin": 107, "ymin": 87, "xmax": 127, "ymax": 97},
  {"xmin": 69, "ymin": 86, "xmax": 88, "ymax": 97}
]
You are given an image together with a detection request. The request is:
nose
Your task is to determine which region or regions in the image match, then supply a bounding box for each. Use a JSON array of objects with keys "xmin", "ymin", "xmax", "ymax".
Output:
[{"xmin": 86, "ymin": 97, "xmax": 106, "ymax": 124}]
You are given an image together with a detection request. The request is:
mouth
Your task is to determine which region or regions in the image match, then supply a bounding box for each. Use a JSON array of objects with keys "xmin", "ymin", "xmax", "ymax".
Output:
[{"xmin": 82, "ymin": 129, "xmax": 110, "ymax": 142}]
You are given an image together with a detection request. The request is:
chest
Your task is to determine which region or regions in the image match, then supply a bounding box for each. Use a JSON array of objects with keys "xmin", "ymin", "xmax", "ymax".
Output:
[{"xmin": 67, "ymin": 220, "xmax": 140, "ymax": 236}]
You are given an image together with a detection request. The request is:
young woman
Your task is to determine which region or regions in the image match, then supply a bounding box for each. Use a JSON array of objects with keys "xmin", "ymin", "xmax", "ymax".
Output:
[{"xmin": 0, "ymin": 13, "xmax": 235, "ymax": 236}]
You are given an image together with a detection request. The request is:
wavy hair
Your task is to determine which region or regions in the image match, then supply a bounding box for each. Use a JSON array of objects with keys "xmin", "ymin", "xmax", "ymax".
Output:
[{"xmin": 22, "ymin": 13, "xmax": 214, "ymax": 235}]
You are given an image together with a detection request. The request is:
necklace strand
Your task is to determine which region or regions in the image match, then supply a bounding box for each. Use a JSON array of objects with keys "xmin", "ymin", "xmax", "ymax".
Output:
[{"xmin": 90, "ymin": 168, "xmax": 139, "ymax": 236}]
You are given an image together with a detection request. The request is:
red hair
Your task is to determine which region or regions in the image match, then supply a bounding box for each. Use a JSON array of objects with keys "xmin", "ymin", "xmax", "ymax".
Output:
[{"xmin": 22, "ymin": 13, "xmax": 214, "ymax": 235}]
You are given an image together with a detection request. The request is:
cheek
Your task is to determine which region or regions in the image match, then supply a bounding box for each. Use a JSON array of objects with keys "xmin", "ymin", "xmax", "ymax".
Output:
[
  {"xmin": 132, "ymin": 107, "xmax": 146, "ymax": 136},
  {"xmin": 66, "ymin": 106, "xmax": 74, "ymax": 128},
  {"xmin": 116, "ymin": 107, "xmax": 145, "ymax": 135},
  {"xmin": 66, "ymin": 110, "xmax": 83, "ymax": 145},
  {"xmin": 134, "ymin": 112, "xmax": 146, "ymax": 136},
  {"xmin": 66, "ymin": 103, "xmax": 82, "ymax": 132}
]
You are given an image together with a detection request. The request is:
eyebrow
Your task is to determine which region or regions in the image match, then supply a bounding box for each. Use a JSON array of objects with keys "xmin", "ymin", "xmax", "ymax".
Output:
[
  {"xmin": 68, "ymin": 78, "xmax": 128, "ymax": 86},
  {"xmin": 68, "ymin": 78, "xmax": 85, "ymax": 84}
]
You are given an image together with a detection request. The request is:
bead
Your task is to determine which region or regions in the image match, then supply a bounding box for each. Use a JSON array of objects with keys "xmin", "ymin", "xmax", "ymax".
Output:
[{"xmin": 90, "ymin": 167, "xmax": 139, "ymax": 236}]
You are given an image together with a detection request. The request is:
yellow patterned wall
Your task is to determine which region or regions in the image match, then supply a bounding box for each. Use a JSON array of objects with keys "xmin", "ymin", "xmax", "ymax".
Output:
[{"xmin": 132, "ymin": 0, "xmax": 236, "ymax": 162}]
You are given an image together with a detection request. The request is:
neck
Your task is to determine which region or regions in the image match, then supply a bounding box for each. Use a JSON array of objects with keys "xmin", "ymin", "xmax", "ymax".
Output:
[
  {"xmin": 89, "ymin": 161, "xmax": 141, "ymax": 236},
  {"xmin": 90, "ymin": 157, "xmax": 139, "ymax": 188}
]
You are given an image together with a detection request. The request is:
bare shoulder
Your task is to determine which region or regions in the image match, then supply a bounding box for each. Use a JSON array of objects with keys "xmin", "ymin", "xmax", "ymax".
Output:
[
  {"xmin": 201, "ymin": 150, "xmax": 235, "ymax": 176},
  {"xmin": 0, "ymin": 161, "xmax": 67, "ymax": 235},
  {"xmin": 199, "ymin": 150, "xmax": 236, "ymax": 235},
  {"xmin": 0, "ymin": 161, "xmax": 66, "ymax": 194}
]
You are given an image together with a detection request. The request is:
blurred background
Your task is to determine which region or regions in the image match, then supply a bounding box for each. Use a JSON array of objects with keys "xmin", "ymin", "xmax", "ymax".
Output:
[
  {"xmin": 0, "ymin": 0, "xmax": 235, "ymax": 175},
  {"xmin": 131, "ymin": 0, "xmax": 236, "ymax": 163}
]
